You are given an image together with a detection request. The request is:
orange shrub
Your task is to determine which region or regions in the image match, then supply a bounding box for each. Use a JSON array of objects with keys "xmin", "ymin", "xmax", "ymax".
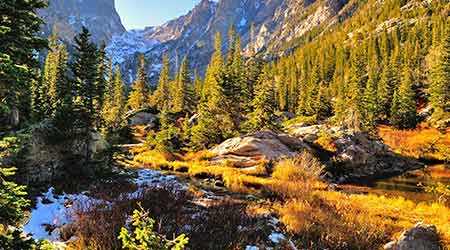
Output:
[{"xmin": 378, "ymin": 124, "xmax": 450, "ymax": 161}]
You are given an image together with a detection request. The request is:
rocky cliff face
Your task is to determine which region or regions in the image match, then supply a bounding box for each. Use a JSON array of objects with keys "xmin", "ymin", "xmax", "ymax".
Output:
[
  {"xmin": 38, "ymin": 0, "xmax": 125, "ymax": 44},
  {"xmin": 107, "ymin": 0, "xmax": 353, "ymax": 83}
]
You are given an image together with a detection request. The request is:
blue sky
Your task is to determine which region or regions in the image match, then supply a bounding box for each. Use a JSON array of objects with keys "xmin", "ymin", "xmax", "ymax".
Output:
[{"xmin": 115, "ymin": 0, "xmax": 201, "ymax": 30}]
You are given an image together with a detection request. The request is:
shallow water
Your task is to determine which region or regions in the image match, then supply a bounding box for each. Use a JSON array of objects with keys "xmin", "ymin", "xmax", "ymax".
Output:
[
  {"xmin": 370, "ymin": 164, "xmax": 450, "ymax": 192},
  {"xmin": 346, "ymin": 164, "xmax": 450, "ymax": 202}
]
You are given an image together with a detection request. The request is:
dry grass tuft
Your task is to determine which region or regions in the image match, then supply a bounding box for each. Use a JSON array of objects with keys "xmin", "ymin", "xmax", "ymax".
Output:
[{"xmin": 272, "ymin": 152, "xmax": 324, "ymax": 182}]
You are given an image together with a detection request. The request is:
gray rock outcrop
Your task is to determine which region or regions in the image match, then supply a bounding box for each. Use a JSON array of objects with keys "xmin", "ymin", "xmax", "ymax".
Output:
[
  {"xmin": 287, "ymin": 124, "xmax": 424, "ymax": 183},
  {"xmin": 210, "ymin": 131, "xmax": 312, "ymax": 167},
  {"xmin": 129, "ymin": 112, "xmax": 158, "ymax": 128},
  {"xmin": 38, "ymin": 0, "xmax": 125, "ymax": 44},
  {"xmin": 384, "ymin": 222, "xmax": 442, "ymax": 250},
  {"xmin": 20, "ymin": 121, "xmax": 110, "ymax": 183}
]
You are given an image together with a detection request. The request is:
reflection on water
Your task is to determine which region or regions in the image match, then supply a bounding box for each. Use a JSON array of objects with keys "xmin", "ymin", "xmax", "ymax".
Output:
[
  {"xmin": 371, "ymin": 164, "xmax": 450, "ymax": 193},
  {"xmin": 346, "ymin": 165, "xmax": 450, "ymax": 202}
]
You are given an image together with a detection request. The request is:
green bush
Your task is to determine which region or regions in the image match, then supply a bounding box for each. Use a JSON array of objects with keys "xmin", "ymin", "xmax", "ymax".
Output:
[{"xmin": 118, "ymin": 207, "xmax": 188, "ymax": 250}]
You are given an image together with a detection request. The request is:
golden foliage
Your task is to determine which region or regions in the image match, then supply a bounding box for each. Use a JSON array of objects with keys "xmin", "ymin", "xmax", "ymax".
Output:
[{"xmin": 378, "ymin": 124, "xmax": 450, "ymax": 161}]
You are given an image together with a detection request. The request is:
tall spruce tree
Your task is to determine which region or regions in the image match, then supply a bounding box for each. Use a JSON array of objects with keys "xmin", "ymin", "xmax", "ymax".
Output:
[
  {"xmin": 172, "ymin": 57, "xmax": 195, "ymax": 114},
  {"xmin": 192, "ymin": 32, "xmax": 236, "ymax": 149},
  {"xmin": 72, "ymin": 27, "xmax": 100, "ymax": 130},
  {"xmin": 200, "ymin": 32, "xmax": 223, "ymax": 105},
  {"xmin": 0, "ymin": 0, "xmax": 47, "ymax": 127},
  {"xmin": 391, "ymin": 64, "xmax": 417, "ymax": 129},
  {"xmin": 361, "ymin": 74, "xmax": 378, "ymax": 130},
  {"xmin": 127, "ymin": 54, "xmax": 150, "ymax": 111},
  {"xmin": 377, "ymin": 57, "xmax": 395, "ymax": 119},
  {"xmin": 246, "ymin": 65, "xmax": 279, "ymax": 132},
  {"xmin": 429, "ymin": 29, "xmax": 450, "ymax": 126},
  {"xmin": 36, "ymin": 28, "xmax": 70, "ymax": 121},
  {"xmin": 95, "ymin": 41, "xmax": 108, "ymax": 126},
  {"xmin": 111, "ymin": 66, "xmax": 127, "ymax": 128},
  {"xmin": 345, "ymin": 44, "xmax": 366, "ymax": 131},
  {"xmin": 150, "ymin": 53, "xmax": 171, "ymax": 111},
  {"xmin": 42, "ymin": 30, "xmax": 60, "ymax": 118},
  {"xmin": 193, "ymin": 70, "xmax": 203, "ymax": 105}
]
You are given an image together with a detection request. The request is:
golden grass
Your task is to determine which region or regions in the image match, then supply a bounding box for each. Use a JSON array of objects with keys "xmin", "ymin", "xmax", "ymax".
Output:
[
  {"xmin": 378, "ymin": 124, "xmax": 450, "ymax": 161},
  {"xmin": 272, "ymin": 152, "xmax": 324, "ymax": 182},
  {"xmin": 132, "ymin": 147, "xmax": 450, "ymax": 249},
  {"xmin": 276, "ymin": 190, "xmax": 450, "ymax": 249}
]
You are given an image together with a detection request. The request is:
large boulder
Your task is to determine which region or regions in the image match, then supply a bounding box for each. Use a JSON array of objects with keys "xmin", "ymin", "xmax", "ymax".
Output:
[
  {"xmin": 129, "ymin": 112, "xmax": 157, "ymax": 128},
  {"xmin": 287, "ymin": 124, "xmax": 325, "ymax": 143},
  {"xmin": 210, "ymin": 131, "xmax": 312, "ymax": 167},
  {"xmin": 287, "ymin": 124, "xmax": 423, "ymax": 183},
  {"xmin": 20, "ymin": 121, "xmax": 110, "ymax": 183},
  {"xmin": 384, "ymin": 222, "xmax": 441, "ymax": 250}
]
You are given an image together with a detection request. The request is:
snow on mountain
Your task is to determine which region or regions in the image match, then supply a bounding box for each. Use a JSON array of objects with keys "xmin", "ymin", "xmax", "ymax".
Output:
[
  {"xmin": 104, "ymin": 0, "xmax": 353, "ymax": 83},
  {"xmin": 106, "ymin": 28, "xmax": 160, "ymax": 65},
  {"xmin": 40, "ymin": 0, "xmax": 354, "ymax": 84}
]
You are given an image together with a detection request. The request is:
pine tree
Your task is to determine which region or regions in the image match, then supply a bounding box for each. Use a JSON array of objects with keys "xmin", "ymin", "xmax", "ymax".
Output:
[
  {"xmin": 246, "ymin": 65, "xmax": 279, "ymax": 132},
  {"xmin": 361, "ymin": 74, "xmax": 378, "ymax": 130},
  {"xmin": 245, "ymin": 57, "xmax": 263, "ymax": 106},
  {"xmin": 200, "ymin": 32, "xmax": 223, "ymax": 104},
  {"xmin": 172, "ymin": 57, "xmax": 195, "ymax": 114},
  {"xmin": 36, "ymin": 28, "xmax": 70, "ymax": 121},
  {"xmin": 72, "ymin": 27, "xmax": 100, "ymax": 129},
  {"xmin": 193, "ymin": 70, "xmax": 203, "ymax": 105},
  {"xmin": 95, "ymin": 41, "xmax": 108, "ymax": 126},
  {"xmin": 345, "ymin": 45, "xmax": 366, "ymax": 131},
  {"xmin": 227, "ymin": 24, "xmax": 236, "ymax": 65},
  {"xmin": 0, "ymin": 0, "xmax": 47, "ymax": 127},
  {"xmin": 111, "ymin": 66, "xmax": 127, "ymax": 128},
  {"xmin": 52, "ymin": 43, "xmax": 74, "ymax": 130},
  {"xmin": 276, "ymin": 64, "xmax": 289, "ymax": 111},
  {"xmin": 191, "ymin": 33, "xmax": 236, "ymax": 149},
  {"xmin": 150, "ymin": 53, "xmax": 171, "ymax": 111},
  {"xmin": 429, "ymin": 30, "xmax": 450, "ymax": 126},
  {"xmin": 42, "ymin": 30, "xmax": 60, "ymax": 118},
  {"xmin": 315, "ymin": 83, "xmax": 332, "ymax": 120},
  {"xmin": 127, "ymin": 54, "xmax": 150, "ymax": 112},
  {"xmin": 0, "ymin": 137, "xmax": 34, "ymax": 249},
  {"xmin": 306, "ymin": 63, "xmax": 321, "ymax": 116},
  {"xmin": 391, "ymin": 64, "xmax": 417, "ymax": 129},
  {"xmin": 377, "ymin": 58, "xmax": 395, "ymax": 119}
]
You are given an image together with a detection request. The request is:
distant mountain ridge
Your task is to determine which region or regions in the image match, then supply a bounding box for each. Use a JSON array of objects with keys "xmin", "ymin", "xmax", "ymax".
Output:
[
  {"xmin": 106, "ymin": 0, "xmax": 353, "ymax": 82},
  {"xmin": 38, "ymin": 0, "xmax": 125, "ymax": 44},
  {"xmin": 40, "ymin": 0, "xmax": 355, "ymax": 83}
]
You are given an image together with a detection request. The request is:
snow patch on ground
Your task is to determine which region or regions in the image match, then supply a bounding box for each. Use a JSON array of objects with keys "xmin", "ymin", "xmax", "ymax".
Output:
[
  {"xmin": 23, "ymin": 169, "xmax": 185, "ymax": 242},
  {"xmin": 23, "ymin": 188, "xmax": 91, "ymax": 241},
  {"xmin": 269, "ymin": 232, "xmax": 286, "ymax": 243}
]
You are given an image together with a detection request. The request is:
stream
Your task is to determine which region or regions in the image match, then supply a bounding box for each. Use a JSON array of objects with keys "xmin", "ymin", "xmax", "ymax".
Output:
[
  {"xmin": 347, "ymin": 164, "xmax": 450, "ymax": 202},
  {"xmin": 22, "ymin": 168, "xmax": 296, "ymax": 249}
]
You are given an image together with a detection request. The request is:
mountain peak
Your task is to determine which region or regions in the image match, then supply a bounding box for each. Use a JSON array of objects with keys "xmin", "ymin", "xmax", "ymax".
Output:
[{"xmin": 39, "ymin": 0, "xmax": 125, "ymax": 44}]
